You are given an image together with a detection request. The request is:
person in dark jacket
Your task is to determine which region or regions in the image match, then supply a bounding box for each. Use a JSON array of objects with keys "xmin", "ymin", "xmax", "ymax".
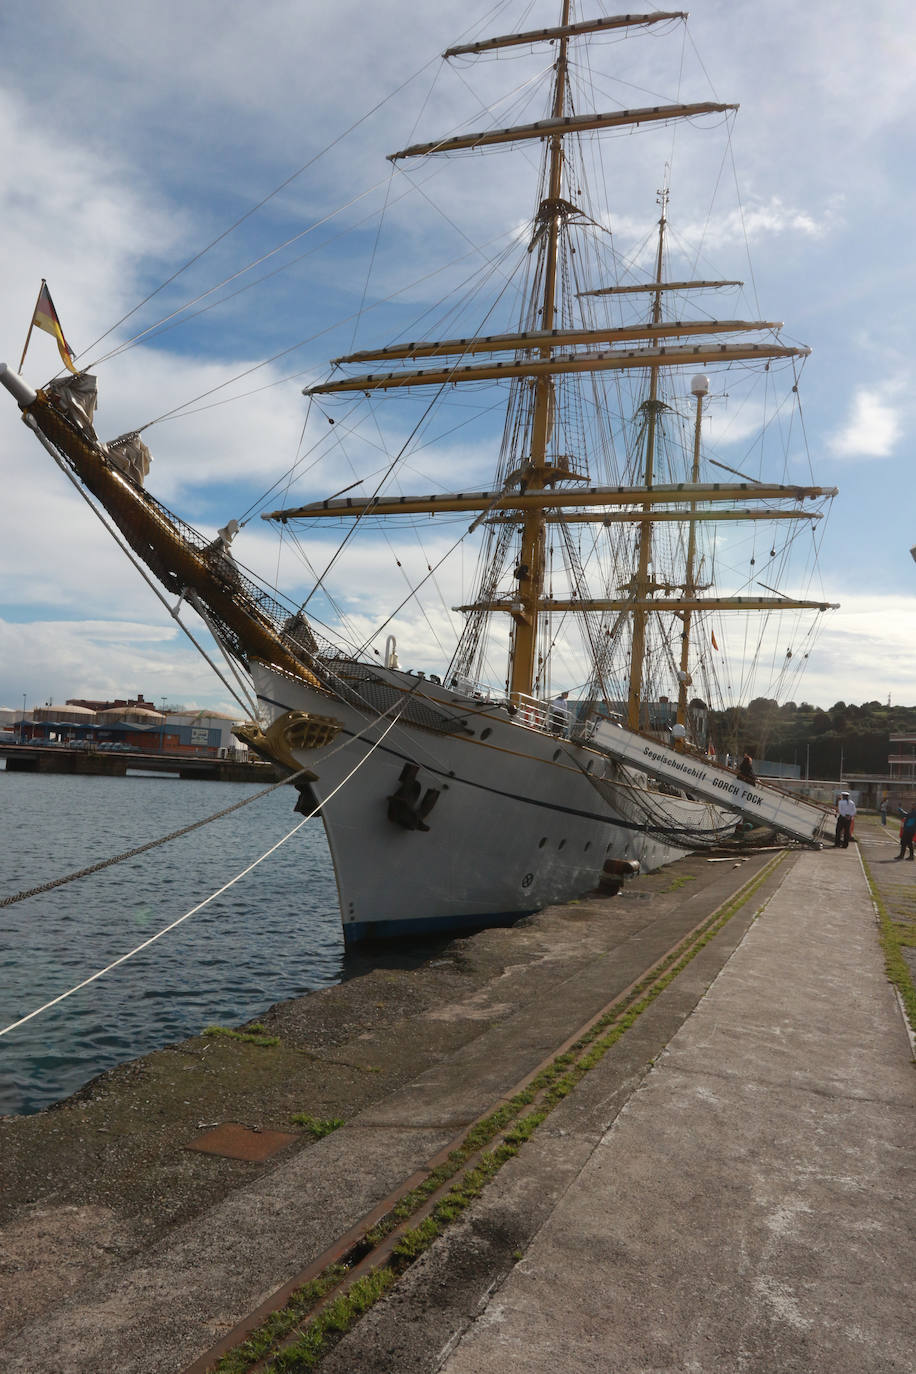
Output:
[
  {"xmin": 736, "ymin": 753, "xmax": 756, "ymax": 785},
  {"xmin": 895, "ymin": 804, "xmax": 916, "ymax": 860}
]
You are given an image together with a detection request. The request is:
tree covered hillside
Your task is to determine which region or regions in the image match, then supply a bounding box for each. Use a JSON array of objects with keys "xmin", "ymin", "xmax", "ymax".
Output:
[{"xmin": 707, "ymin": 700, "xmax": 916, "ymax": 777}]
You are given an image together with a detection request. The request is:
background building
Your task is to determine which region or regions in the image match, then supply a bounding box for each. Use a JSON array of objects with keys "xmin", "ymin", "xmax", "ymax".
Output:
[{"xmin": 0, "ymin": 693, "xmax": 248, "ymax": 757}]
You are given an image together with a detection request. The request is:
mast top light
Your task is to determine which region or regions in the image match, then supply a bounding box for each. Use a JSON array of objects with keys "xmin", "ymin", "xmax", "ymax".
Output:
[{"xmin": 691, "ymin": 373, "xmax": 710, "ymax": 396}]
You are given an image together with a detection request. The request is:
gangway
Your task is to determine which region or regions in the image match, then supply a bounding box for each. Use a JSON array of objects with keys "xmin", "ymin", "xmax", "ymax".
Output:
[{"xmin": 578, "ymin": 718, "xmax": 830, "ymax": 847}]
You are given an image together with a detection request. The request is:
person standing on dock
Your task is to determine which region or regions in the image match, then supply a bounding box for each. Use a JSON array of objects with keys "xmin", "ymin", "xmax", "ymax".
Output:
[
  {"xmin": 835, "ymin": 791, "xmax": 856, "ymax": 848},
  {"xmin": 895, "ymin": 804, "xmax": 916, "ymax": 860},
  {"xmin": 879, "ymin": 795, "xmax": 888, "ymax": 825}
]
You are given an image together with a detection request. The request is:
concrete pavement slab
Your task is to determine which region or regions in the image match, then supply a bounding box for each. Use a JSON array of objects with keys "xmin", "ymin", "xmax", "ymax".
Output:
[
  {"xmin": 0, "ymin": 852, "xmax": 779, "ymax": 1373},
  {"xmin": 437, "ymin": 848, "xmax": 915, "ymax": 1374}
]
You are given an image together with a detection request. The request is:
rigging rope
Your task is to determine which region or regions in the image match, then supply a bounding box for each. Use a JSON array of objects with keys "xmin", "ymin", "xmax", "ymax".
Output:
[
  {"xmin": 74, "ymin": 14, "xmax": 509, "ymax": 368},
  {"xmin": 0, "ymin": 670, "xmax": 419, "ymax": 914},
  {"xmin": 0, "ymin": 704, "xmax": 407, "ymax": 1039},
  {"xmin": 0, "ymin": 771, "xmax": 304, "ymax": 911},
  {"xmin": 24, "ymin": 416, "xmax": 258, "ymax": 717}
]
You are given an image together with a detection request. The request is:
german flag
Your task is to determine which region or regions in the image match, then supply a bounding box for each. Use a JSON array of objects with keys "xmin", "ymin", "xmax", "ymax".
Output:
[{"xmin": 27, "ymin": 282, "xmax": 77, "ymax": 373}]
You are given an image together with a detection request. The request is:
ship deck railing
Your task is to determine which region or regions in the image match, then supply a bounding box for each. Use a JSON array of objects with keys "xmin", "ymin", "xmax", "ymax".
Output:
[{"xmin": 512, "ymin": 692, "xmax": 559, "ymax": 734}]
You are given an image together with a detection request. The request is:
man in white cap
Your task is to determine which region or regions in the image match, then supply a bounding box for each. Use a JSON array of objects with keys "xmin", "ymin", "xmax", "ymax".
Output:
[{"xmin": 835, "ymin": 790, "xmax": 856, "ymax": 848}]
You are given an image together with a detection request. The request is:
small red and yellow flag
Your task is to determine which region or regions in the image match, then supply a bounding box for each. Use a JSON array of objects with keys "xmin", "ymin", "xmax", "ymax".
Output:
[{"xmin": 20, "ymin": 281, "xmax": 77, "ymax": 373}]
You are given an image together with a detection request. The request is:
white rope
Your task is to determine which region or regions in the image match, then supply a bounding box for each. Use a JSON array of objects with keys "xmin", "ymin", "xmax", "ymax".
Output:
[{"xmin": 0, "ymin": 708, "xmax": 404, "ymax": 1039}]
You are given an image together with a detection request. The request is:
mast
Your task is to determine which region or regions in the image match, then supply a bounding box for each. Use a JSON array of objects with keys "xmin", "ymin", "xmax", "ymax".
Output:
[
  {"xmin": 626, "ymin": 191, "xmax": 668, "ymax": 729},
  {"xmin": 306, "ymin": 11, "xmax": 741, "ymax": 704},
  {"xmin": 675, "ymin": 374, "xmax": 708, "ymax": 740},
  {"xmin": 0, "ymin": 371, "xmax": 323, "ymax": 690},
  {"xmin": 284, "ymin": 7, "xmax": 831, "ymax": 712},
  {"xmin": 364, "ymin": 7, "xmax": 735, "ymax": 705},
  {"xmin": 305, "ymin": 340, "xmax": 809, "ymax": 394},
  {"xmin": 1, "ymin": 7, "xmax": 838, "ymax": 755},
  {"xmin": 265, "ymin": 480, "xmax": 836, "ymax": 522},
  {"xmin": 509, "ymin": 0, "xmax": 570, "ymax": 701}
]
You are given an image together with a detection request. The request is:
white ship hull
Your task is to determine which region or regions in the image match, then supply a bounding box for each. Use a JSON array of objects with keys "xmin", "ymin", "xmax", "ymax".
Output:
[{"xmin": 252, "ymin": 663, "xmax": 737, "ymax": 944}]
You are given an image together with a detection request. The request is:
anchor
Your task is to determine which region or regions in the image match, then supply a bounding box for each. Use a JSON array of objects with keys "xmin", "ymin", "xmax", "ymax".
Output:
[{"xmin": 386, "ymin": 763, "xmax": 440, "ymax": 832}]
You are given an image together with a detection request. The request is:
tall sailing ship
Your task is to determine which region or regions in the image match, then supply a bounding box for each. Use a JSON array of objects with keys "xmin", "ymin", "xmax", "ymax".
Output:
[{"xmin": 2, "ymin": 6, "xmax": 836, "ymax": 942}]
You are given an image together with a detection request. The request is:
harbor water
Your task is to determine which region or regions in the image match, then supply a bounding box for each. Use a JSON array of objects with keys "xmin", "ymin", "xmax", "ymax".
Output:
[{"xmin": 0, "ymin": 769, "xmax": 349, "ymax": 1116}]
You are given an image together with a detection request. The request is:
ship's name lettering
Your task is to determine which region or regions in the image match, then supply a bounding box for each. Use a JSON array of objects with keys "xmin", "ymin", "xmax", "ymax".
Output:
[
  {"xmin": 638, "ymin": 747, "xmax": 766, "ymax": 808},
  {"xmin": 641, "ymin": 746, "xmax": 708, "ymax": 782},
  {"xmin": 708, "ymin": 777, "xmax": 764, "ymax": 807}
]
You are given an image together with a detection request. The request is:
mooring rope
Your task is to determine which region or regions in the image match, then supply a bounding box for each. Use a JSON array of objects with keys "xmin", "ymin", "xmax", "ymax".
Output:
[
  {"xmin": 0, "ymin": 769, "xmax": 308, "ymax": 910},
  {"xmin": 0, "ymin": 674, "xmax": 423, "ymax": 912},
  {"xmin": 0, "ymin": 707, "xmax": 405, "ymax": 1039}
]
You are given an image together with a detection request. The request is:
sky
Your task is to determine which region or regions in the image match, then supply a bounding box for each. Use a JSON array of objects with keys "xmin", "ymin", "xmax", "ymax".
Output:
[{"xmin": 2, "ymin": 0, "xmax": 916, "ymax": 718}]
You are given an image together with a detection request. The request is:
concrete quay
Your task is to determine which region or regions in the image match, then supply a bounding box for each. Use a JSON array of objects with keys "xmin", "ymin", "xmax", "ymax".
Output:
[
  {"xmin": 0, "ymin": 741, "xmax": 280, "ymax": 782},
  {"xmin": 1, "ymin": 833, "xmax": 913, "ymax": 1373},
  {"xmin": 329, "ymin": 831, "xmax": 915, "ymax": 1374}
]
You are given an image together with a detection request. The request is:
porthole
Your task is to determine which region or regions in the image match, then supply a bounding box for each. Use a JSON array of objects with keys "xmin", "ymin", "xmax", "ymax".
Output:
[
  {"xmin": 552, "ymin": 748, "xmax": 561, "ymax": 761},
  {"xmin": 584, "ymin": 841, "xmax": 592, "ymax": 852},
  {"xmin": 558, "ymin": 839, "xmax": 566, "ymax": 851},
  {"xmin": 538, "ymin": 837, "xmax": 547, "ymax": 848},
  {"xmin": 480, "ymin": 727, "xmax": 492, "ymax": 740}
]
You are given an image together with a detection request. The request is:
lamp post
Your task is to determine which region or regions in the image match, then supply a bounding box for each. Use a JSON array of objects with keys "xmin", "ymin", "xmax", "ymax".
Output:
[
  {"xmin": 20, "ymin": 693, "xmax": 26, "ymax": 744},
  {"xmin": 160, "ymin": 698, "xmax": 167, "ymax": 754}
]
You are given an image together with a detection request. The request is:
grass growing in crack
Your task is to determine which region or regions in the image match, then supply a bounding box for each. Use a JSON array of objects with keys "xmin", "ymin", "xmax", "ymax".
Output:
[
  {"xmin": 365, "ymin": 860, "xmax": 778, "ymax": 1265},
  {"xmin": 210, "ymin": 853, "xmax": 784, "ymax": 1373},
  {"xmin": 203, "ymin": 1023, "xmax": 280, "ymax": 1047},
  {"xmin": 361, "ymin": 856, "xmax": 783, "ymax": 1255},
  {"xmin": 209, "ymin": 1269, "xmax": 347, "ymax": 1374},
  {"xmin": 265, "ymin": 1269, "xmax": 397, "ymax": 1372},
  {"xmin": 665, "ymin": 873, "xmax": 697, "ymax": 892},
  {"xmin": 290, "ymin": 1115, "xmax": 344, "ymax": 1139},
  {"xmin": 860, "ymin": 853, "xmax": 916, "ymax": 1034}
]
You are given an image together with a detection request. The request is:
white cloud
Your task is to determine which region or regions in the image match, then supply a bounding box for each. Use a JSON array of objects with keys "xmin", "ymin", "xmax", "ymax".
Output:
[
  {"xmin": 828, "ymin": 386, "xmax": 903, "ymax": 459},
  {"xmin": 726, "ymin": 199, "xmax": 826, "ymax": 242},
  {"xmin": 800, "ymin": 593, "xmax": 916, "ymax": 705},
  {"xmin": 0, "ymin": 89, "xmax": 184, "ymax": 349},
  {"xmin": 0, "ymin": 618, "xmax": 240, "ymax": 715},
  {"xmin": 610, "ymin": 195, "xmax": 835, "ymax": 270},
  {"xmin": 2, "ymin": 0, "xmax": 916, "ymax": 719}
]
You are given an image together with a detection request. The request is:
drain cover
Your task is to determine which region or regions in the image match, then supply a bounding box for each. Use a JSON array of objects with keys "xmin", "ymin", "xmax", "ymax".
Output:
[{"xmin": 186, "ymin": 1122, "xmax": 297, "ymax": 1161}]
